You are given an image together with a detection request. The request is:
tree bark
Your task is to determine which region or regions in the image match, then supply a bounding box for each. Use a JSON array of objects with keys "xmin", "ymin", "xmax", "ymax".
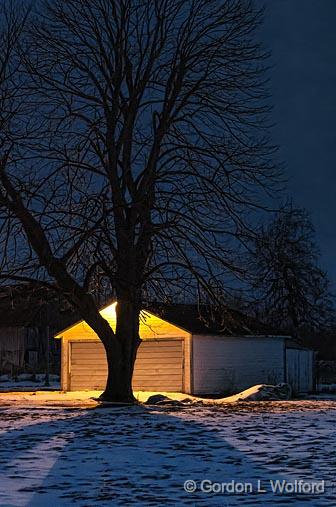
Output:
[{"xmin": 99, "ymin": 298, "xmax": 141, "ymax": 403}]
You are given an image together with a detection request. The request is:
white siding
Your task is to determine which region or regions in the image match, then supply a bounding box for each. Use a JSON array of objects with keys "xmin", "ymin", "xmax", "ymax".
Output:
[
  {"xmin": 192, "ymin": 335, "xmax": 285, "ymax": 395},
  {"xmin": 286, "ymin": 348, "xmax": 314, "ymax": 394}
]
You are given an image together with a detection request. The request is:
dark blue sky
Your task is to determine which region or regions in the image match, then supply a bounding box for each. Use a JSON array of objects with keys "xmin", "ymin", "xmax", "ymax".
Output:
[{"xmin": 258, "ymin": 0, "xmax": 336, "ymax": 286}]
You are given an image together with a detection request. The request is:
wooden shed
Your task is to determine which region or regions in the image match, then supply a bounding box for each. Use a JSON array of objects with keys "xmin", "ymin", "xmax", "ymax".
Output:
[
  {"xmin": 55, "ymin": 302, "xmax": 315, "ymax": 395},
  {"xmin": 0, "ymin": 285, "xmax": 73, "ymax": 376}
]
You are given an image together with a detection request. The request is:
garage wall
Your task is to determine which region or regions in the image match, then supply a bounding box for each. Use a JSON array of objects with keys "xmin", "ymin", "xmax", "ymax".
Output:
[
  {"xmin": 67, "ymin": 338, "xmax": 184, "ymax": 392},
  {"xmin": 286, "ymin": 348, "xmax": 314, "ymax": 394},
  {"xmin": 192, "ymin": 335, "xmax": 285, "ymax": 395}
]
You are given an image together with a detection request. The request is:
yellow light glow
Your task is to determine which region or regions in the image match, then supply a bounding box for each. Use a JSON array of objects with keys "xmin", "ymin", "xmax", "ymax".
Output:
[{"xmin": 55, "ymin": 302, "xmax": 189, "ymax": 341}]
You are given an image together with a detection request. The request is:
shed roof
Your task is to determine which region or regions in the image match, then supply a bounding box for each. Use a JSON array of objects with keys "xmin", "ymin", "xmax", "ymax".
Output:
[{"xmin": 0, "ymin": 284, "xmax": 75, "ymax": 329}]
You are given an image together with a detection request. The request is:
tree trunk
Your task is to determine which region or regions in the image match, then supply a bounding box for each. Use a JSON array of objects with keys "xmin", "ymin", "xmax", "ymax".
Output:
[{"xmin": 99, "ymin": 298, "xmax": 141, "ymax": 403}]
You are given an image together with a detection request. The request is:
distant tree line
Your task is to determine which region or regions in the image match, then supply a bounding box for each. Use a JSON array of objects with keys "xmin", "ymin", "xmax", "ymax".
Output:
[{"xmin": 249, "ymin": 204, "xmax": 335, "ymax": 341}]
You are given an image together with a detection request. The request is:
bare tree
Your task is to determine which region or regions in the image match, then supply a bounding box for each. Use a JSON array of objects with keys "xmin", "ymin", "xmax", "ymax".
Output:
[
  {"xmin": 0, "ymin": 0, "xmax": 279, "ymax": 401},
  {"xmin": 250, "ymin": 205, "xmax": 335, "ymax": 336}
]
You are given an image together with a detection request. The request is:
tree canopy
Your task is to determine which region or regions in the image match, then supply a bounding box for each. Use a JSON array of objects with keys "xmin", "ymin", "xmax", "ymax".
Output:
[
  {"xmin": 0, "ymin": 0, "xmax": 281, "ymax": 400},
  {"xmin": 250, "ymin": 206, "xmax": 335, "ymax": 335}
]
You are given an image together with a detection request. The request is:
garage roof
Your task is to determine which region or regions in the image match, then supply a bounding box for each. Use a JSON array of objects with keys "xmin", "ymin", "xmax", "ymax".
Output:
[
  {"xmin": 0, "ymin": 284, "xmax": 276, "ymax": 337},
  {"xmin": 146, "ymin": 303, "xmax": 275, "ymax": 336}
]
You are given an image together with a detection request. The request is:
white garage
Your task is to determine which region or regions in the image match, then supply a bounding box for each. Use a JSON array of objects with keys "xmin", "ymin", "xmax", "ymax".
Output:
[{"xmin": 55, "ymin": 302, "xmax": 315, "ymax": 395}]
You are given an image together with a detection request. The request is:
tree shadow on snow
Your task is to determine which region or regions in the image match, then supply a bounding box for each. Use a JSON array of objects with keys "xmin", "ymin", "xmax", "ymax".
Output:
[{"xmin": 0, "ymin": 404, "xmax": 330, "ymax": 507}]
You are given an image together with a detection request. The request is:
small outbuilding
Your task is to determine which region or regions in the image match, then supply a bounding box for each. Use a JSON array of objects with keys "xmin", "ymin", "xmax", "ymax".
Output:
[
  {"xmin": 0, "ymin": 285, "xmax": 74, "ymax": 376},
  {"xmin": 55, "ymin": 302, "xmax": 315, "ymax": 395}
]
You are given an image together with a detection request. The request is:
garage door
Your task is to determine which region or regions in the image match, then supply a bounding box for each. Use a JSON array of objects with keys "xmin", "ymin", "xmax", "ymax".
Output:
[{"xmin": 69, "ymin": 339, "xmax": 184, "ymax": 391}]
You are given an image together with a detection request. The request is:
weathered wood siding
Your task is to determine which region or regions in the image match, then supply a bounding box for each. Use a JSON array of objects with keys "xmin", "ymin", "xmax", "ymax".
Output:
[
  {"xmin": 69, "ymin": 339, "xmax": 184, "ymax": 392},
  {"xmin": 192, "ymin": 335, "xmax": 285, "ymax": 395},
  {"xmin": 0, "ymin": 327, "xmax": 26, "ymax": 372},
  {"xmin": 286, "ymin": 348, "xmax": 314, "ymax": 394}
]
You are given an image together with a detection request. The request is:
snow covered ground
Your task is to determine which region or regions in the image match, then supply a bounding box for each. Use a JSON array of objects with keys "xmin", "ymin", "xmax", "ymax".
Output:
[
  {"xmin": 0, "ymin": 374, "xmax": 60, "ymax": 392},
  {"xmin": 0, "ymin": 396, "xmax": 335, "ymax": 506}
]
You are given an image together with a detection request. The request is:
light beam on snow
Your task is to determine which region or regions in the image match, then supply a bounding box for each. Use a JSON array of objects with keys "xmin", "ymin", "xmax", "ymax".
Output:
[{"xmin": 0, "ymin": 434, "xmax": 69, "ymax": 507}]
